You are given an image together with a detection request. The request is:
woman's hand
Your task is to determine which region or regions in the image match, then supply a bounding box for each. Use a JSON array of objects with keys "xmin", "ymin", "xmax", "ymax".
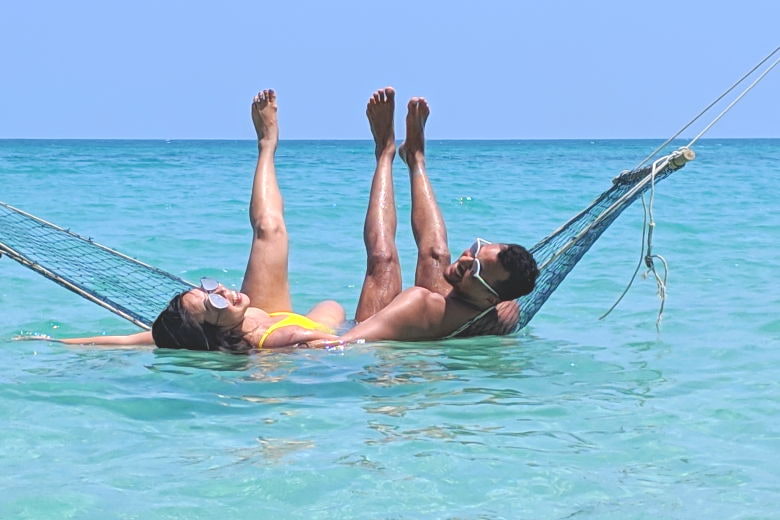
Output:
[
  {"xmin": 13, "ymin": 331, "xmax": 154, "ymax": 346},
  {"xmin": 12, "ymin": 334, "xmax": 57, "ymax": 342}
]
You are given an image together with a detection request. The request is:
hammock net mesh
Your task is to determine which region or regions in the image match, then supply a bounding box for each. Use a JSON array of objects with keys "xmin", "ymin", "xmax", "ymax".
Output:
[
  {"xmin": 0, "ymin": 150, "xmax": 691, "ymax": 332},
  {"xmin": 514, "ymin": 154, "xmax": 687, "ymax": 331},
  {"xmin": 0, "ymin": 204, "xmax": 194, "ymax": 328}
]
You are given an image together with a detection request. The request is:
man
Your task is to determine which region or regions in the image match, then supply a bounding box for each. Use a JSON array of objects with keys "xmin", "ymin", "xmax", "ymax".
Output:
[{"xmin": 315, "ymin": 87, "xmax": 538, "ymax": 346}]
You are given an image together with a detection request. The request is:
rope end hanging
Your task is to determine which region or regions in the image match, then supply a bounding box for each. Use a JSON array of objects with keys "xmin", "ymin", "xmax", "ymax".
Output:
[{"xmin": 600, "ymin": 155, "xmax": 671, "ymax": 326}]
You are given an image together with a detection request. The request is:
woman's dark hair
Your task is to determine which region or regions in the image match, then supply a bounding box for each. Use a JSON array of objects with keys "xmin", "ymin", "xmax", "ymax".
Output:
[{"xmin": 151, "ymin": 292, "xmax": 253, "ymax": 354}]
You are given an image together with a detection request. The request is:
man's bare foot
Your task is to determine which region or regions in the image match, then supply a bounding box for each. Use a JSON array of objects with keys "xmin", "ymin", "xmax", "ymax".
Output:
[
  {"xmin": 399, "ymin": 97, "xmax": 430, "ymax": 167},
  {"xmin": 251, "ymin": 89, "xmax": 279, "ymax": 151},
  {"xmin": 366, "ymin": 87, "xmax": 395, "ymax": 159}
]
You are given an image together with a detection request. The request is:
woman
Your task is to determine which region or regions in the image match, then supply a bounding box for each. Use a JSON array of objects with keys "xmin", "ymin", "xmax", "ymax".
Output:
[{"xmin": 49, "ymin": 90, "xmax": 345, "ymax": 352}]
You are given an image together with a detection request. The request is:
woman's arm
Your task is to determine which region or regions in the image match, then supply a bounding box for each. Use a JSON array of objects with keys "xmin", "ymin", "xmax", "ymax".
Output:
[
  {"xmin": 15, "ymin": 331, "xmax": 155, "ymax": 346},
  {"xmin": 259, "ymin": 327, "xmax": 339, "ymax": 350}
]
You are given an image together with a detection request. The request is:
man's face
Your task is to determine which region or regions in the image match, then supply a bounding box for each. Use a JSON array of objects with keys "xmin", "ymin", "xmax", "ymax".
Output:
[{"xmin": 444, "ymin": 239, "xmax": 511, "ymax": 301}]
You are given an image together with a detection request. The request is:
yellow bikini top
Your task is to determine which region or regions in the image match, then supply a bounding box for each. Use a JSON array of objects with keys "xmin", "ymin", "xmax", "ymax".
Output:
[{"xmin": 257, "ymin": 312, "xmax": 333, "ymax": 348}]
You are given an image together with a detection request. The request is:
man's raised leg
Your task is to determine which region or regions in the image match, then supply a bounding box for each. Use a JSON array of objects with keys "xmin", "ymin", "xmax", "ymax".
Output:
[
  {"xmin": 240, "ymin": 89, "xmax": 292, "ymax": 312},
  {"xmin": 400, "ymin": 97, "xmax": 452, "ymax": 295},
  {"xmin": 401, "ymin": 98, "xmax": 520, "ymax": 336},
  {"xmin": 355, "ymin": 87, "xmax": 402, "ymax": 322}
]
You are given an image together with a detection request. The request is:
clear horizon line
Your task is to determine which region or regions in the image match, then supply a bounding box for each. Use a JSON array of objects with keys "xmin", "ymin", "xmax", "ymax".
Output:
[{"xmin": 1, "ymin": 136, "xmax": 778, "ymax": 141}]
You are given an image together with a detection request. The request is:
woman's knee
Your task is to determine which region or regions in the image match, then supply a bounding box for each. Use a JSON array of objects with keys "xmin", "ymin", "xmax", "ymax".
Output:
[
  {"xmin": 251, "ymin": 213, "xmax": 286, "ymax": 240},
  {"xmin": 309, "ymin": 300, "xmax": 346, "ymax": 326}
]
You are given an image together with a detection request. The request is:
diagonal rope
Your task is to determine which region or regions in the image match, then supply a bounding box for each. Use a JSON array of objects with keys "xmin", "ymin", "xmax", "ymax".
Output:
[
  {"xmin": 634, "ymin": 46, "xmax": 779, "ymax": 170},
  {"xmin": 686, "ymin": 55, "xmax": 780, "ymax": 147},
  {"xmin": 598, "ymin": 47, "xmax": 779, "ymax": 327}
]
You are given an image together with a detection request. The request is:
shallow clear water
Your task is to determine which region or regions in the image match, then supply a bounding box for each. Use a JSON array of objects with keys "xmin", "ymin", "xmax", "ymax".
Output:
[{"xmin": 1, "ymin": 139, "xmax": 779, "ymax": 518}]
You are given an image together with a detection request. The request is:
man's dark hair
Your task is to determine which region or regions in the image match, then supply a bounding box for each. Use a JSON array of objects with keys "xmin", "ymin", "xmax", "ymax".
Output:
[
  {"xmin": 151, "ymin": 292, "xmax": 252, "ymax": 354},
  {"xmin": 493, "ymin": 244, "xmax": 539, "ymax": 301}
]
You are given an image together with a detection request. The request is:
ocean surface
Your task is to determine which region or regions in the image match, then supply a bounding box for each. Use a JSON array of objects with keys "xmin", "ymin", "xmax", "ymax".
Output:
[{"xmin": 1, "ymin": 139, "xmax": 778, "ymax": 519}]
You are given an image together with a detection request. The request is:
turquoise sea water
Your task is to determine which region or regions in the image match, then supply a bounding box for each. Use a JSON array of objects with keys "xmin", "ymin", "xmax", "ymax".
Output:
[{"xmin": 1, "ymin": 139, "xmax": 779, "ymax": 519}]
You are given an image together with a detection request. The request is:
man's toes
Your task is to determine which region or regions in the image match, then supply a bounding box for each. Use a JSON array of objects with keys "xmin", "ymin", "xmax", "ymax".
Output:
[{"xmin": 385, "ymin": 87, "xmax": 395, "ymax": 101}]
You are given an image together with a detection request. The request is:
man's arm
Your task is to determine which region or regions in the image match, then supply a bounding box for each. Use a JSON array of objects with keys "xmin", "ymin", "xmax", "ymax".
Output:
[{"xmin": 338, "ymin": 287, "xmax": 447, "ymax": 344}]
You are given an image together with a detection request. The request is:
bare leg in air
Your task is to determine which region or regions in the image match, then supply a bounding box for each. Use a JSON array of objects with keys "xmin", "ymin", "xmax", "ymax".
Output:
[
  {"xmin": 398, "ymin": 97, "xmax": 453, "ymax": 295},
  {"xmin": 355, "ymin": 87, "xmax": 402, "ymax": 322},
  {"xmin": 241, "ymin": 89, "xmax": 292, "ymax": 313}
]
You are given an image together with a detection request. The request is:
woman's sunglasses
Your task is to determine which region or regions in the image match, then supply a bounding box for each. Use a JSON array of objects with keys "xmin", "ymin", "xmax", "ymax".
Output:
[
  {"xmin": 199, "ymin": 277, "xmax": 230, "ymax": 310},
  {"xmin": 468, "ymin": 238, "xmax": 500, "ymax": 298}
]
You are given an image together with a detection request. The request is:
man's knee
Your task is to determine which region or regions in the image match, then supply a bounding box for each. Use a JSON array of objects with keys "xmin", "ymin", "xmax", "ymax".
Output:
[
  {"xmin": 419, "ymin": 245, "xmax": 450, "ymax": 264},
  {"xmin": 365, "ymin": 249, "xmax": 399, "ymax": 274}
]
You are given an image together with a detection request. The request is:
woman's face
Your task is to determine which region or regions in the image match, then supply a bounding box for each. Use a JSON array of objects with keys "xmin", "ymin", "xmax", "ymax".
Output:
[{"xmin": 180, "ymin": 284, "xmax": 250, "ymax": 330}]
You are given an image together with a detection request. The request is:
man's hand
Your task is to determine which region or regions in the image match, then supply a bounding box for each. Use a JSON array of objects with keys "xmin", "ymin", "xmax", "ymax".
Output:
[
  {"xmin": 300, "ymin": 339, "xmax": 347, "ymax": 349},
  {"xmin": 457, "ymin": 300, "xmax": 521, "ymax": 337}
]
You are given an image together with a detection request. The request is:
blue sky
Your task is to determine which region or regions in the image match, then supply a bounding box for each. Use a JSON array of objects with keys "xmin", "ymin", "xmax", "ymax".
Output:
[{"xmin": 1, "ymin": 0, "xmax": 777, "ymax": 139}]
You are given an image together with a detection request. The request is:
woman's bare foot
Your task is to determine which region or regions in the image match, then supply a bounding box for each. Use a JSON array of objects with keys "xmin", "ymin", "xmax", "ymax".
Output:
[
  {"xmin": 366, "ymin": 87, "xmax": 395, "ymax": 159},
  {"xmin": 251, "ymin": 89, "xmax": 279, "ymax": 151},
  {"xmin": 399, "ymin": 97, "xmax": 430, "ymax": 167}
]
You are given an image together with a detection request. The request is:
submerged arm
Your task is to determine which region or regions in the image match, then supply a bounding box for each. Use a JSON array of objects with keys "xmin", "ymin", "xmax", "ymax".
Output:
[
  {"xmin": 259, "ymin": 327, "xmax": 339, "ymax": 350},
  {"xmin": 15, "ymin": 330, "xmax": 155, "ymax": 346}
]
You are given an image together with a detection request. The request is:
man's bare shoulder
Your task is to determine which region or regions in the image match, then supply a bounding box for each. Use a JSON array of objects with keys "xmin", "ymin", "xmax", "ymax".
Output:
[{"xmin": 395, "ymin": 286, "xmax": 446, "ymax": 309}]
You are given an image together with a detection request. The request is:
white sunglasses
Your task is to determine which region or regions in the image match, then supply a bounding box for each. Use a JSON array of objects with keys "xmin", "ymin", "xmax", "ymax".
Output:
[
  {"xmin": 468, "ymin": 238, "xmax": 500, "ymax": 298},
  {"xmin": 199, "ymin": 277, "xmax": 230, "ymax": 310}
]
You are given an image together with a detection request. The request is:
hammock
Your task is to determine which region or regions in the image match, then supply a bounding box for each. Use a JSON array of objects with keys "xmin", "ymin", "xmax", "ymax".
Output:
[
  {"xmin": 0, "ymin": 148, "xmax": 694, "ymax": 332},
  {"xmin": 515, "ymin": 148, "xmax": 693, "ymax": 331},
  {"xmin": 0, "ymin": 204, "xmax": 195, "ymax": 329}
]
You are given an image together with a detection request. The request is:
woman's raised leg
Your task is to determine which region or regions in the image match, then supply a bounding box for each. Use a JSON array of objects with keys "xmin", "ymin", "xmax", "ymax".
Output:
[
  {"xmin": 240, "ymin": 89, "xmax": 292, "ymax": 312},
  {"xmin": 355, "ymin": 87, "xmax": 402, "ymax": 322}
]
